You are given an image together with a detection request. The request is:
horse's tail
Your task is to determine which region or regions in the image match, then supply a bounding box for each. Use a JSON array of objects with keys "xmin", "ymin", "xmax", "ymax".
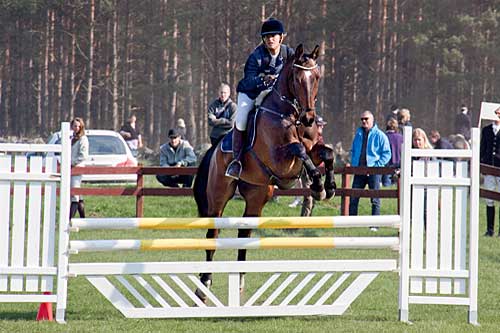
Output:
[{"xmin": 193, "ymin": 145, "xmax": 216, "ymax": 217}]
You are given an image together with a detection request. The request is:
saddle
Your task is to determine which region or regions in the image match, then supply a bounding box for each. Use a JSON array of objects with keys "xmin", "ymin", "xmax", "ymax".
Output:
[{"xmin": 220, "ymin": 89, "xmax": 272, "ymax": 153}]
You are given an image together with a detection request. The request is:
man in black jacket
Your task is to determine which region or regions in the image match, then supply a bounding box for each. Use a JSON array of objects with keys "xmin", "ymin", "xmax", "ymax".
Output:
[{"xmin": 480, "ymin": 107, "xmax": 500, "ymax": 236}]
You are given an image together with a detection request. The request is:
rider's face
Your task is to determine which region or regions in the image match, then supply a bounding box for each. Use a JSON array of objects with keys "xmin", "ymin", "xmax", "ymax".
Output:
[{"xmin": 263, "ymin": 34, "xmax": 282, "ymax": 54}]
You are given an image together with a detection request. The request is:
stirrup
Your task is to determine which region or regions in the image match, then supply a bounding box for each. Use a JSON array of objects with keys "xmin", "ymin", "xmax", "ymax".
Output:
[{"xmin": 225, "ymin": 160, "xmax": 242, "ymax": 180}]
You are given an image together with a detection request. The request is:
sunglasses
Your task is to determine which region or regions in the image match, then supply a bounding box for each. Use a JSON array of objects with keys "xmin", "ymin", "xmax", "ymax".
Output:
[{"xmin": 360, "ymin": 117, "xmax": 369, "ymax": 121}]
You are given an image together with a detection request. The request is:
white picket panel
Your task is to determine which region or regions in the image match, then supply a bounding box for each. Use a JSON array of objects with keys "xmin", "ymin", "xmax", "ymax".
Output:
[
  {"xmin": 454, "ymin": 161, "xmax": 468, "ymax": 294},
  {"xmin": 410, "ymin": 160, "xmax": 425, "ymax": 293},
  {"xmin": 439, "ymin": 161, "xmax": 454, "ymax": 294},
  {"xmin": 11, "ymin": 156, "xmax": 28, "ymax": 291},
  {"xmin": 0, "ymin": 156, "xmax": 12, "ymax": 291},
  {"xmin": 26, "ymin": 156, "xmax": 43, "ymax": 291},
  {"xmin": 41, "ymin": 157, "xmax": 58, "ymax": 292},
  {"xmin": 0, "ymin": 122, "xmax": 71, "ymax": 320},
  {"xmin": 400, "ymin": 126, "xmax": 480, "ymax": 326},
  {"xmin": 425, "ymin": 161, "xmax": 439, "ymax": 294}
]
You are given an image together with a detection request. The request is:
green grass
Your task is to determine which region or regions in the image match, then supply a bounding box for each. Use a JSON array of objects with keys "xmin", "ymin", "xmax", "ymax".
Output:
[{"xmin": 0, "ymin": 185, "xmax": 498, "ymax": 332}]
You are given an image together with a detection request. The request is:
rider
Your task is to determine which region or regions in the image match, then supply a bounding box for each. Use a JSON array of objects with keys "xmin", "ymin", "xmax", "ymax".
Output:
[{"xmin": 225, "ymin": 18, "xmax": 294, "ymax": 179}]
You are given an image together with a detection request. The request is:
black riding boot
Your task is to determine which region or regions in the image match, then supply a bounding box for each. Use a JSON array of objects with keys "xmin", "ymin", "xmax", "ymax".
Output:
[
  {"xmin": 78, "ymin": 200, "xmax": 86, "ymax": 218},
  {"xmin": 69, "ymin": 202, "xmax": 78, "ymax": 219},
  {"xmin": 485, "ymin": 206, "xmax": 494, "ymax": 236},
  {"xmin": 225, "ymin": 129, "xmax": 245, "ymax": 180},
  {"xmin": 498, "ymin": 207, "xmax": 500, "ymax": 237}
]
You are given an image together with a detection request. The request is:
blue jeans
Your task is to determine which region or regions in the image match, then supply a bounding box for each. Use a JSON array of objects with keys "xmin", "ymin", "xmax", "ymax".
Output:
[
  {"xmin": 349, "ymin": 174, "xmax": 381, "ymax": 216},
  {"xmin": 382, "ymin": 163, "xmax": 399, "ymax": 187}
]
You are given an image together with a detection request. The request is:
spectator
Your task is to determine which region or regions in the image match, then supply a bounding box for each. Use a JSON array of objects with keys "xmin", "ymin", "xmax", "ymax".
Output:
[
  {"xmin": 412, "ymin": 128, "xmax": 433, "ymax": 228},
  {"xmin": 455, "ymin": 104, "xmax": 471, "ymax": 142},
  {"xmin": 69, "ymin": 117, "xmax": 89, "ymax": 219},
  {"xmin": 412, "ymin": 128, "xmax": 433, "ymax": 150},
  {"xmin": 288, "ymin": 184, "xmax": 302, "ymax": 208},
  {"xmin": 382, "ymin": 118, "xmax": 403, "ymax": 187},
  {"xmin": 156, "ymin": 128, "xmax": 197, "ymax": 188},
  {"xmin": 429, "ymin": 130, "xmax": 453, "ymax": 149},
  {"xmin": 300, "ymin": 116, "xmax": 328, "ymax": 216},
  {"xmin": 119, "ymin": 114, "xmax": 143, "ymax": 157},
  {"xmin": 208, "ymin": 83, "xmax": 237, "ymax": 146},
  {"xmin": 480, "ymin": 108, "xmax": 500, "ymax": 236},
  {"xmin": 385, "ymin": 104, "xmax": 399, "ymax": 123},
  {"xmin": 450, "ymin": 134, "xmax": 470, "ymax": 150},
  {"xmin": 176, "ymin": 118, "xmax": 187, "ymax": 139},
  {"xmin": 349, "ymin": 111, "xmax": 392, "ymax": 224},
  {"xmin": 398, "ymin": 108, "xmax": 412, "ymax": 132}
]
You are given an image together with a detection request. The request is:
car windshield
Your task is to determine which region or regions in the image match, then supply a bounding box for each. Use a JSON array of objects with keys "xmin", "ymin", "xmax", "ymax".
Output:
[{"xmin": 89, "ymin": 135, "xmax": 126, "ymax": 155}]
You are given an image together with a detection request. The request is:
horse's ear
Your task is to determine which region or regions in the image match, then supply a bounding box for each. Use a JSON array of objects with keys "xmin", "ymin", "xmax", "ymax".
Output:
[
  {"xmin": 294, "ymin": 44, "xmax": 304, "ymax": 60},
  {"xmin": 311, "ymin": 45, "xmax": 320, "ymax": 60}
]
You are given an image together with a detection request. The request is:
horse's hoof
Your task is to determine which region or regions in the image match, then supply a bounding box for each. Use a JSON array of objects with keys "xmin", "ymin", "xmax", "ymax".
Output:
[
  {"xmin": 311, "ymin": 189, "xmax": 326, "ymax": 201},
  {"xmin": 194, "ymin": 288, "xmax": 208, "ymax": 304},
  {"xmin": 194, "ymin": 279, "xmax": 212, "ymax": 304},
  {"xmin": 326, "ymin": 189, "xmax": 335, "ymax": 199}
]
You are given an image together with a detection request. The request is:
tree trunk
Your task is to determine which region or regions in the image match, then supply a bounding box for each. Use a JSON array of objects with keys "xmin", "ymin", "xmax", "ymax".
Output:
[
  {"xmin": 112, "ymin": 0, "xmax": 119, "ymax": 130},
  {"xmin": 85, "ymin": 0, "xmax": 95, "ymax": 127}
]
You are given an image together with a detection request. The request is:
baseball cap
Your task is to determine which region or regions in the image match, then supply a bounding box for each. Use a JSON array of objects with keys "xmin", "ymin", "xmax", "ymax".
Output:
[
  {"xmin": 316, "ymin": 116, "xmax": 327, "ymax": 126},
  {"xmin": 168, "ymin": 128, "xmax": 181, "ymax": 138}
]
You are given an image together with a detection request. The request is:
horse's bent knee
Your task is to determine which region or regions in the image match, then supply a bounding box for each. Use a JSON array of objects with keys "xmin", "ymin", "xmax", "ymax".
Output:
[
  {"xmin": 320, "ymin": 146, "xmax": 334, "ymax": 162},
  {"xmin": 287, "ymin": 142, "xmax": 308, "ymax": 160}
]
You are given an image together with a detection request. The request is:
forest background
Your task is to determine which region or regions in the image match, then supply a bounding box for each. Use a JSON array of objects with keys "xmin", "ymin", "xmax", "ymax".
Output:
[{"xmin": 0, "ymin": 0, "xmax": 499, "ymax": 151}]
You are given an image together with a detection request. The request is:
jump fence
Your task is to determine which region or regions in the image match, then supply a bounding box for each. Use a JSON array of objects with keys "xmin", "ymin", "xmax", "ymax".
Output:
[{"xmin": 0, "ymin": 123, "xmax": 479, "ymax": 325}]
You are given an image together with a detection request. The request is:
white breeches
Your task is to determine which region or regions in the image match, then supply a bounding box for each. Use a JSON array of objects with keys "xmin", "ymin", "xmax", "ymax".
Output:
[
  {"xmin": 484, "ymin": 174, "xmax": 500, "ymax": 206},
  {"xmin": 235, "ymin": 92, "xmax": 255, "ymax": 131}
]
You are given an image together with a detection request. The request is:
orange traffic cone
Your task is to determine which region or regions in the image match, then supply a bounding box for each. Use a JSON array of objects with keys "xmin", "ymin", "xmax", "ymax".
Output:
[{"xmin": 36, "ymin": 291, "xmax": 53, "ymax": 321}]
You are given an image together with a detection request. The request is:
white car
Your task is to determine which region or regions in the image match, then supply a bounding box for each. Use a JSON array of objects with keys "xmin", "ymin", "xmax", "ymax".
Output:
[{"xmin": 47, "ymin": 129, "xmax": 138, "ymax": 182}]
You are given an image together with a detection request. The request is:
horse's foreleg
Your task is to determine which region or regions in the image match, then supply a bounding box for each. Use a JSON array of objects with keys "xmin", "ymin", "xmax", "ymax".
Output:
[
  {"xmin": 320, "ymin": 145, "xmax": 336, "ymax": 199},
  {"xmin": 288, "ymin": 142, "xmax": 325, "ymax": 200}
]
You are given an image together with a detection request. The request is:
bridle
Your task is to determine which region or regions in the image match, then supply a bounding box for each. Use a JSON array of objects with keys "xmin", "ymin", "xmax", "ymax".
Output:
[{"xmin": 271, "ymin": 62, "xmax": 319, "ymax": 126}]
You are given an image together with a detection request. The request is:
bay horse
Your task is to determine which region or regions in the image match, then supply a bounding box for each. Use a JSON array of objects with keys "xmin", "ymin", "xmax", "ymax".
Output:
[{"xmin": 193, "ymin": 44, "xmax": 336, "ymax": 300}]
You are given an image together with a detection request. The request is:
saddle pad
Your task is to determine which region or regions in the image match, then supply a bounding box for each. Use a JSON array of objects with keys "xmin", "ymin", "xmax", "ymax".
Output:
[{"xmin": 220, "ymin": 110, "xmax": 260, "ymax": 153}]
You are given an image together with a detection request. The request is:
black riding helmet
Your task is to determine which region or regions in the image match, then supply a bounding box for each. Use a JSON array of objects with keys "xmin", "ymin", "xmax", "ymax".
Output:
[{"xmin": 260, "ymin": 18, "xmax": 286, "ymax": 36}]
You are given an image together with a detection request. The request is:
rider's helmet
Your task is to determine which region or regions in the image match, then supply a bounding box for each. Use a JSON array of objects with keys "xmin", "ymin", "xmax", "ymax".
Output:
[{"xmin": 260, "ymin": 18, "xmax": 286, "ymax": 36}]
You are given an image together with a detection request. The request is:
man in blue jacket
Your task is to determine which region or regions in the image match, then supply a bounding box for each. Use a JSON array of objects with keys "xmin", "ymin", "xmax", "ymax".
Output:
[{"xmin": 349, "ymin": 111, "xmax": 392, "ymax": 218}]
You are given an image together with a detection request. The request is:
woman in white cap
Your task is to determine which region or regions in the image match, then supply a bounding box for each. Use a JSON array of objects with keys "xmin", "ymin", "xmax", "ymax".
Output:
[{"xmin": 175, "ymin": 118, "xmax": 187, "ymax": 139}]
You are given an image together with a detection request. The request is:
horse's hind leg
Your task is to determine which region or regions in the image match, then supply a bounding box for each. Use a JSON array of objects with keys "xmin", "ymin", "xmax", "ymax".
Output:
[
  {"xmin": 313, "ymin": 144, "xmax": 336, "ymax": 199},
  {"xmin": 237, "ymin": 182, "xmax": 274, "ymax": 292},
  {"xmin": 196, "ymin": 165, "xmax": 237, "ymax": 303},
  {"xmin": 198, "ymin": 229, "xmax": 219, "ymax": 293}
]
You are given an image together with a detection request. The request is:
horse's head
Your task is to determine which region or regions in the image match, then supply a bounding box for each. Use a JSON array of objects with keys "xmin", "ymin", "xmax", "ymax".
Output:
[{"xmin": 289, "ymin": 44, "xmax": 321, "ymax": 127}]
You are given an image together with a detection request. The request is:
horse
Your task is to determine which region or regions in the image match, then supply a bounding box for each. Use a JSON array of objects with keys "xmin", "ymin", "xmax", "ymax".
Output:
[{"xmin": 193, "ymin": 44, "xmax": 336, "ymax": 300}]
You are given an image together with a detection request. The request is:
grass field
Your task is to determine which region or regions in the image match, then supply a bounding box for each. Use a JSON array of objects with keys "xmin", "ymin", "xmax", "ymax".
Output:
[{"xmin": 0, "ymin": 178, "xmax": 498, "ymax": 332}]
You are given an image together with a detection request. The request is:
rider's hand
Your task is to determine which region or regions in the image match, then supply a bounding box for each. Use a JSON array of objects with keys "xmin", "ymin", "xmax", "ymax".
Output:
[{"xmin": 263, "ymin": 74, "xmax": 276, "ymax": 86}]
